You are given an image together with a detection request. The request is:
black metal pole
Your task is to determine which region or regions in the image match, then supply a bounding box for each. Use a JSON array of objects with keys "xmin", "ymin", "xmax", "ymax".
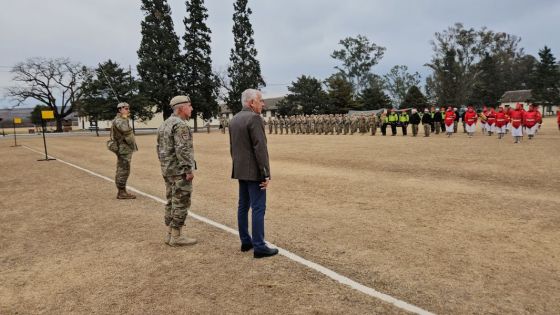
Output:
[
  {"xmin": 42, "ymin": 119, "xmax": 48, "ymax": 159},
  {"xmin": 11, "ymin": 120, "xmax": 19, "ymax": 147},
  {"xmin": 38, "ymin": 118, "xmax": 55, "ymax": 161}
]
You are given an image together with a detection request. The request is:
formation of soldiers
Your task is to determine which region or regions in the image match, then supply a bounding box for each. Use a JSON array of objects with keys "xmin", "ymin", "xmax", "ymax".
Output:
[
  {"xmin": 265, "ymin": 114, "xmax": 379, "ymax": 135},
  {"xmin": 217, "ymin": 103, "xmax": 551, "ymax": 144}
]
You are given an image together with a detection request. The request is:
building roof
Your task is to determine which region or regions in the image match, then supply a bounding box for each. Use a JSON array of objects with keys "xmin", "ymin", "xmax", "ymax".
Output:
[
  {"xmin": 220, "ymin": 96, "xmax": 285, "ymax": 114},
  {"xmin": 500, "ymin": 90, "xmax": 532, "ymax": 103}
]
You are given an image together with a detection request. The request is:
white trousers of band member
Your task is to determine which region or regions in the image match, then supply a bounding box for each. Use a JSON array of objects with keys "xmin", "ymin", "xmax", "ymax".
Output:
[
  {"xmin": 496, "ymin": 126, "xmax": 506, "ymax": 134},
  {"xmin": 511, "ymin": 126, "xmax": 523, "ymax": 137},
  {"xmin": 445, "ymin": 123, "xmax": 454, "ymax": 133},
  {"xmin": 487, "ymin": 123, "xmax": 495, "ymax": 132},
  {"xmin": 466, "ymin": 124, "xmax": 476, "ymax": 133},
  {"xmin": 526, "ymin": 125, "xmax": 538, "ymax": 136},
  {"xmin": 482, "ymin": 122, "xmax": 488, "ymax": 130}
]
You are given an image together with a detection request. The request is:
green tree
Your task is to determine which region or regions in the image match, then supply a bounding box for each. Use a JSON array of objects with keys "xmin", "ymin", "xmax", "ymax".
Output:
[
  {"xmin": 226, "ymin": 0, "xmax": 266, "ymax": 114},
  {"xmin": 331, "ymin": 35, "xmax": 385, "ymax": 95},
  {"xmin": 469, "ymin": 53, "xmax": 501, "ymax": 106},
  {"xmin": 358, "ymin": 76, "xmax": 391, "ymax": 110},
  {"xmin": 325, "ymin": 74, "xmax": 357, "ymax": 113},
  {"xmin": 278, "ymin": 75, "xmax": 328, "ymax": 115},
  {"xmin": 426, "ymin": 23, "xmax": 524, "ymax": 106},
  {"xmin": 137, "ymin": 0, "xmax": 182, "ymax": 119},
  {"xmin": 383, "ymin": 65, "xmax": 421, "ymax": 108},
  {"xmin": 182, "ymin": 0, "xmax": 219, "ymax": 131},
  {"xmin": 403, "ymin": 86, "xmax": 429, "ymax": 111},
  {"xmin": 426, "ymin": 49, "xmax": 461, "ymax": 105},
  {"xmin": 530, "ymin": 46, "xmax": 560, "ymax": 113},
  {"xmin": 79, "ymin": 60, "xmax": 154, "ymax": 135},
  {"xmin": 7, "ymin": 57, "xmax": 91, "ymax": 132}
]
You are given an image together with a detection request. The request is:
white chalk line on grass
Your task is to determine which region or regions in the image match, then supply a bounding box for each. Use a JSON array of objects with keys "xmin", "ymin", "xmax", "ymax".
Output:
[{"xmin": 22, "ymin": 145, "xmax": 435, "ymax": 315}]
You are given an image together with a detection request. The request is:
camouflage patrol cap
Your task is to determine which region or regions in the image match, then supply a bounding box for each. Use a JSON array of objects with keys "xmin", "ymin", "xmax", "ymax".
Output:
[
  {"xmin": 169, "ymin": 95, "xmax": 191, "ymax": 108},
  {"xmin": 117, "ymin": 102, "xmax": 130, "ymax": 109}
]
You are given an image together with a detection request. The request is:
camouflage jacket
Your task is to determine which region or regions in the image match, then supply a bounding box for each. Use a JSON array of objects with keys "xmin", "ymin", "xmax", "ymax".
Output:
[
  {"xmin": 156, "ymin": 114, "xmax": 196, "ymax": 177},
  {"xmin": 111, "ymin": 113, "xmax": 137, "ymax": 155}
]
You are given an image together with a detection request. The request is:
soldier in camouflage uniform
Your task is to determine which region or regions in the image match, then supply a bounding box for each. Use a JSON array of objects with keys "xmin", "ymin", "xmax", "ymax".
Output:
[
  {"xmin": 267, "ymin": 116, "xmax": 273, "ymax": 134},
  {"xmin": 223, "ymin": 116, "xmax": 230, "ymax": 133},
  {"xmin": 157, "ymin": 95, "xmax": 197, "ymax": 247},
  {"xmin": 343, "ymin": 115, "xmax": 350, "ymax": 135},
  {"xmin": 111, "ymin": 102, "xmax": 138, "ymax": 199},
  {"xmin": 369, "ymin": 114, "xmax": 378, "ymax": 135},
  {"xmin": 350, "ymin": 115, "xmax": 357, "ymax": 135}
]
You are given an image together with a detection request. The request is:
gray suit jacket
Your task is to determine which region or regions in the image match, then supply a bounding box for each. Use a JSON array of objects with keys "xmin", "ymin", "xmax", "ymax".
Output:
[{"xmin": 229, "ymin": 107, "xmax": 271, "ymax": 181}]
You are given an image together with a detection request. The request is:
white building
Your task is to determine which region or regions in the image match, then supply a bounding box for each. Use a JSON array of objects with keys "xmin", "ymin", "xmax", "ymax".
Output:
[
  {"xmin": 500, "ymin": 89, "xmax": 558, "ymax": 115},
  {"xmin": 219, "ymin": 97, "xmax": 283, "ymax": 119}
]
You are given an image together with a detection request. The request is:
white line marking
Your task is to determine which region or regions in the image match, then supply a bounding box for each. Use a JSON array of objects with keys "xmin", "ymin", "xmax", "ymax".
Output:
[{"xmin": 22, "ymin": 145, "xmax": 435, "ymax": 315}]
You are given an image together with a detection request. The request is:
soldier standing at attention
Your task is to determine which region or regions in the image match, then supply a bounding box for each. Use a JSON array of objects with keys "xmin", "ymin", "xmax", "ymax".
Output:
[
  {"xmin": 273, "ymin": 116, "xmax": 278, "ymax": 134},
  {"xmin": 380, "ymin": 110, "xmax": 388, "ymax": 136},
  {"xmin": 267, "ymin": 116, "xmax": 273, "ymax": 134},
  {"xmin": 409, "ymin": 108, "xmax": 421, "ymax": 137},
  {"xmin": 399, "ymin": 110, "xmax": 409, "ymax": 136},
  {"xmin": 112, "ymin": 102, "xmax": 137, "ymax": 199},
  {"xmin": 279, "ymin": 116, "xmax": 284, "ymax": 134},
  {"xmin": 421, "ymin": 108, "xmax": 432, "ymax": 137},
  {"xmin": 224, "ymin": 116, "xmax": 230, "ymax": 133},
  {"xmin": 369, "ymin": 114, "xmax": 377, "ymax": 136},
  {"xmin": 157, "ymin": 95, "xmax": 198, "ymax": 247},
  {"xmin": 388, "ymin": 109, "xmax": 399, "ymax": 136}
]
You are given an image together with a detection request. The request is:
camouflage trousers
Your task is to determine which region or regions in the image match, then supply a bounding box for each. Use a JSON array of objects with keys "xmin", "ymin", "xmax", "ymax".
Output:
[
  {"xmin": 164, "ymin": 175, "xmax": 193, "ymax": 228},
  {"xmin": 115, "ymin": 153, "xmax": 132, "ymax": 189}
]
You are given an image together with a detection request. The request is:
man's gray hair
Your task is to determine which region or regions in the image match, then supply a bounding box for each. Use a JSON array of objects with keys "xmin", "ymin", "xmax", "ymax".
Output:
[{"xmin": 241, "ymin": 89, "xmax": 260, "ymax": 107}]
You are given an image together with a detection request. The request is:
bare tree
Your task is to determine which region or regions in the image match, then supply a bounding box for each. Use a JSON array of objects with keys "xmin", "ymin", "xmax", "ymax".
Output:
[{"xmin": 7, "ymin": 57, "xmax": 92, "ymax": 132}]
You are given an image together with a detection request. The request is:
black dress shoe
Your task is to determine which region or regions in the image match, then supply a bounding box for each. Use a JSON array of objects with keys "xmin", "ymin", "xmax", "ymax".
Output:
[
  {"xmin": 241, "ymin": 243, "xmax": 253, "ymax": 252},
  {"xmin": 254, "ymin": 247, "xmax": 279, "ymax": 258}
]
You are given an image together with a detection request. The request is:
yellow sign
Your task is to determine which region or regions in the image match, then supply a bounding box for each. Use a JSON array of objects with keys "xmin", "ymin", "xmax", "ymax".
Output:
[
  {"xmin": 41, "ymin": 110, "xmax": 55, "ymax": 119},
  {"xmin": 13, "ymin": 117, "xmax": 22, "ymax": 124}
]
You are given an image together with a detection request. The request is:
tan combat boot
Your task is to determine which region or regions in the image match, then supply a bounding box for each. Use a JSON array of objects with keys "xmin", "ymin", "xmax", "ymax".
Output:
[
  {"xmin": 169, "ymin": 227, "xmax": 197, "ymax": 247},
  {"xmin": 117, "ymin": 188, "xmax": 136, "ymax": 199},
  {"xmin": 164, "ymin": 226, "xmax": 172, "ymax": 245}
]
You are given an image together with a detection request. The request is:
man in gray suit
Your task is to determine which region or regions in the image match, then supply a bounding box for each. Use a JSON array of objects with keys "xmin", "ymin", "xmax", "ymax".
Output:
[{"xmin": 229, "ymin": 89, "xmax": 278, "ymax": 259}]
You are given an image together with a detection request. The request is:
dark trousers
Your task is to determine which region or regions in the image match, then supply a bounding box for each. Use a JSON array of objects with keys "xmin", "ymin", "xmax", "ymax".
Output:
[
  {"xmin": 237, "ymin": 180, "xmax": 267, "ymax": 250},
  {"xmin": 390, "ymin": 123, "xmax": 397, "ymax": 135},
  {"xmin": 401, "ymin": 123, "xmax": 408, "ymax": 135},
  {"xmin": 381, "ymin": 123, "xmax": 388, "ymax": 135}
]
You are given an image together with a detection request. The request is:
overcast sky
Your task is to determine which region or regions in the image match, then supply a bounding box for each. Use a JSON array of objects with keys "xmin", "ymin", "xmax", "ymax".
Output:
[{"xmin": 1, "ymin": 0, "xmax": 559, "ymax": 108}]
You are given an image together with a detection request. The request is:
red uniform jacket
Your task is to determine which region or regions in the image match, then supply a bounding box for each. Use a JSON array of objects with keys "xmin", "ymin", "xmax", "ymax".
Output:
[
  {"xmin": 535, "ymin": 110, "xmax": 542, "ymax": 124},
  {"xmin": 524, "ymin": 111, "xmax": 538, "ymax": 128},
  {"xmin": 510, "ymin": 110, "xmax": 524, "ymax": 128},
  {"xmin": 464, "ymin": 111, "xmax": 477, "ymax": 126},
  {"xmin": 557, "ymin": 111, "xmax": 560, "ymax": 124},
  {"xmin": 486, "ymin": 110, "xmax": 496, "ymax": 125},
  {"xmin": 495, "ymin": 112, "xmax": 507, "ymax": 128},
  {"xmin": 444, "ymin": 111, "xmax": 456, "ymax": 126}
]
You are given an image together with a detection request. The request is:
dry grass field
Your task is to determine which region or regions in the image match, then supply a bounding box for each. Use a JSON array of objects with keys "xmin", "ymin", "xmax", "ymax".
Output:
[{"xmin": 1, "ymin": 117, "xmax": 559, "ymax": 314}]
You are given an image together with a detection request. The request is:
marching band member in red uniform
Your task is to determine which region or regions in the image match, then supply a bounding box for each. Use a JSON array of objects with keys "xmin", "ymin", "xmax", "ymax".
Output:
[
  {"xmin": 510, "ymin": 103, "xmax": 525, "ymax": 143},
  {"xmin": 486, "ymin": 107, "xmax": 496, "ymax": 136},
  {"xmin": 524, "ymin": 104, "xmax": 539, "ymax": 139},
  {"xmin": 464, "ymin": 106, "xmax": 478, "ymax": 138},
  {"xmin": 504, "ymin": 105, "xmax": 512, "ymax": 133},
  {"xmin": 495, "ymin": 106, "xmax": 507, "ymax": 139},
  {"xmin": 480, "ymin": 105, "xmax": 489, "ymax": 134},
  {"xmin": 535, "ymin": 107, "xmax": 542, "ymax": 134},
  {"xmin": 444, "ymin": 106, "xmax": 456, "ymax": 137}
]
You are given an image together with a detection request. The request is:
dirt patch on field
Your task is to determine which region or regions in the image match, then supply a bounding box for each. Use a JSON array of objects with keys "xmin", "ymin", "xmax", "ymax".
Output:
[
  {"xmin": 2, "ymin": 117, "xmax": 560, "ymax": 314},
  {"xmin": 0, "ymin": 143, "xmax": 404, "ymax": 314}
]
